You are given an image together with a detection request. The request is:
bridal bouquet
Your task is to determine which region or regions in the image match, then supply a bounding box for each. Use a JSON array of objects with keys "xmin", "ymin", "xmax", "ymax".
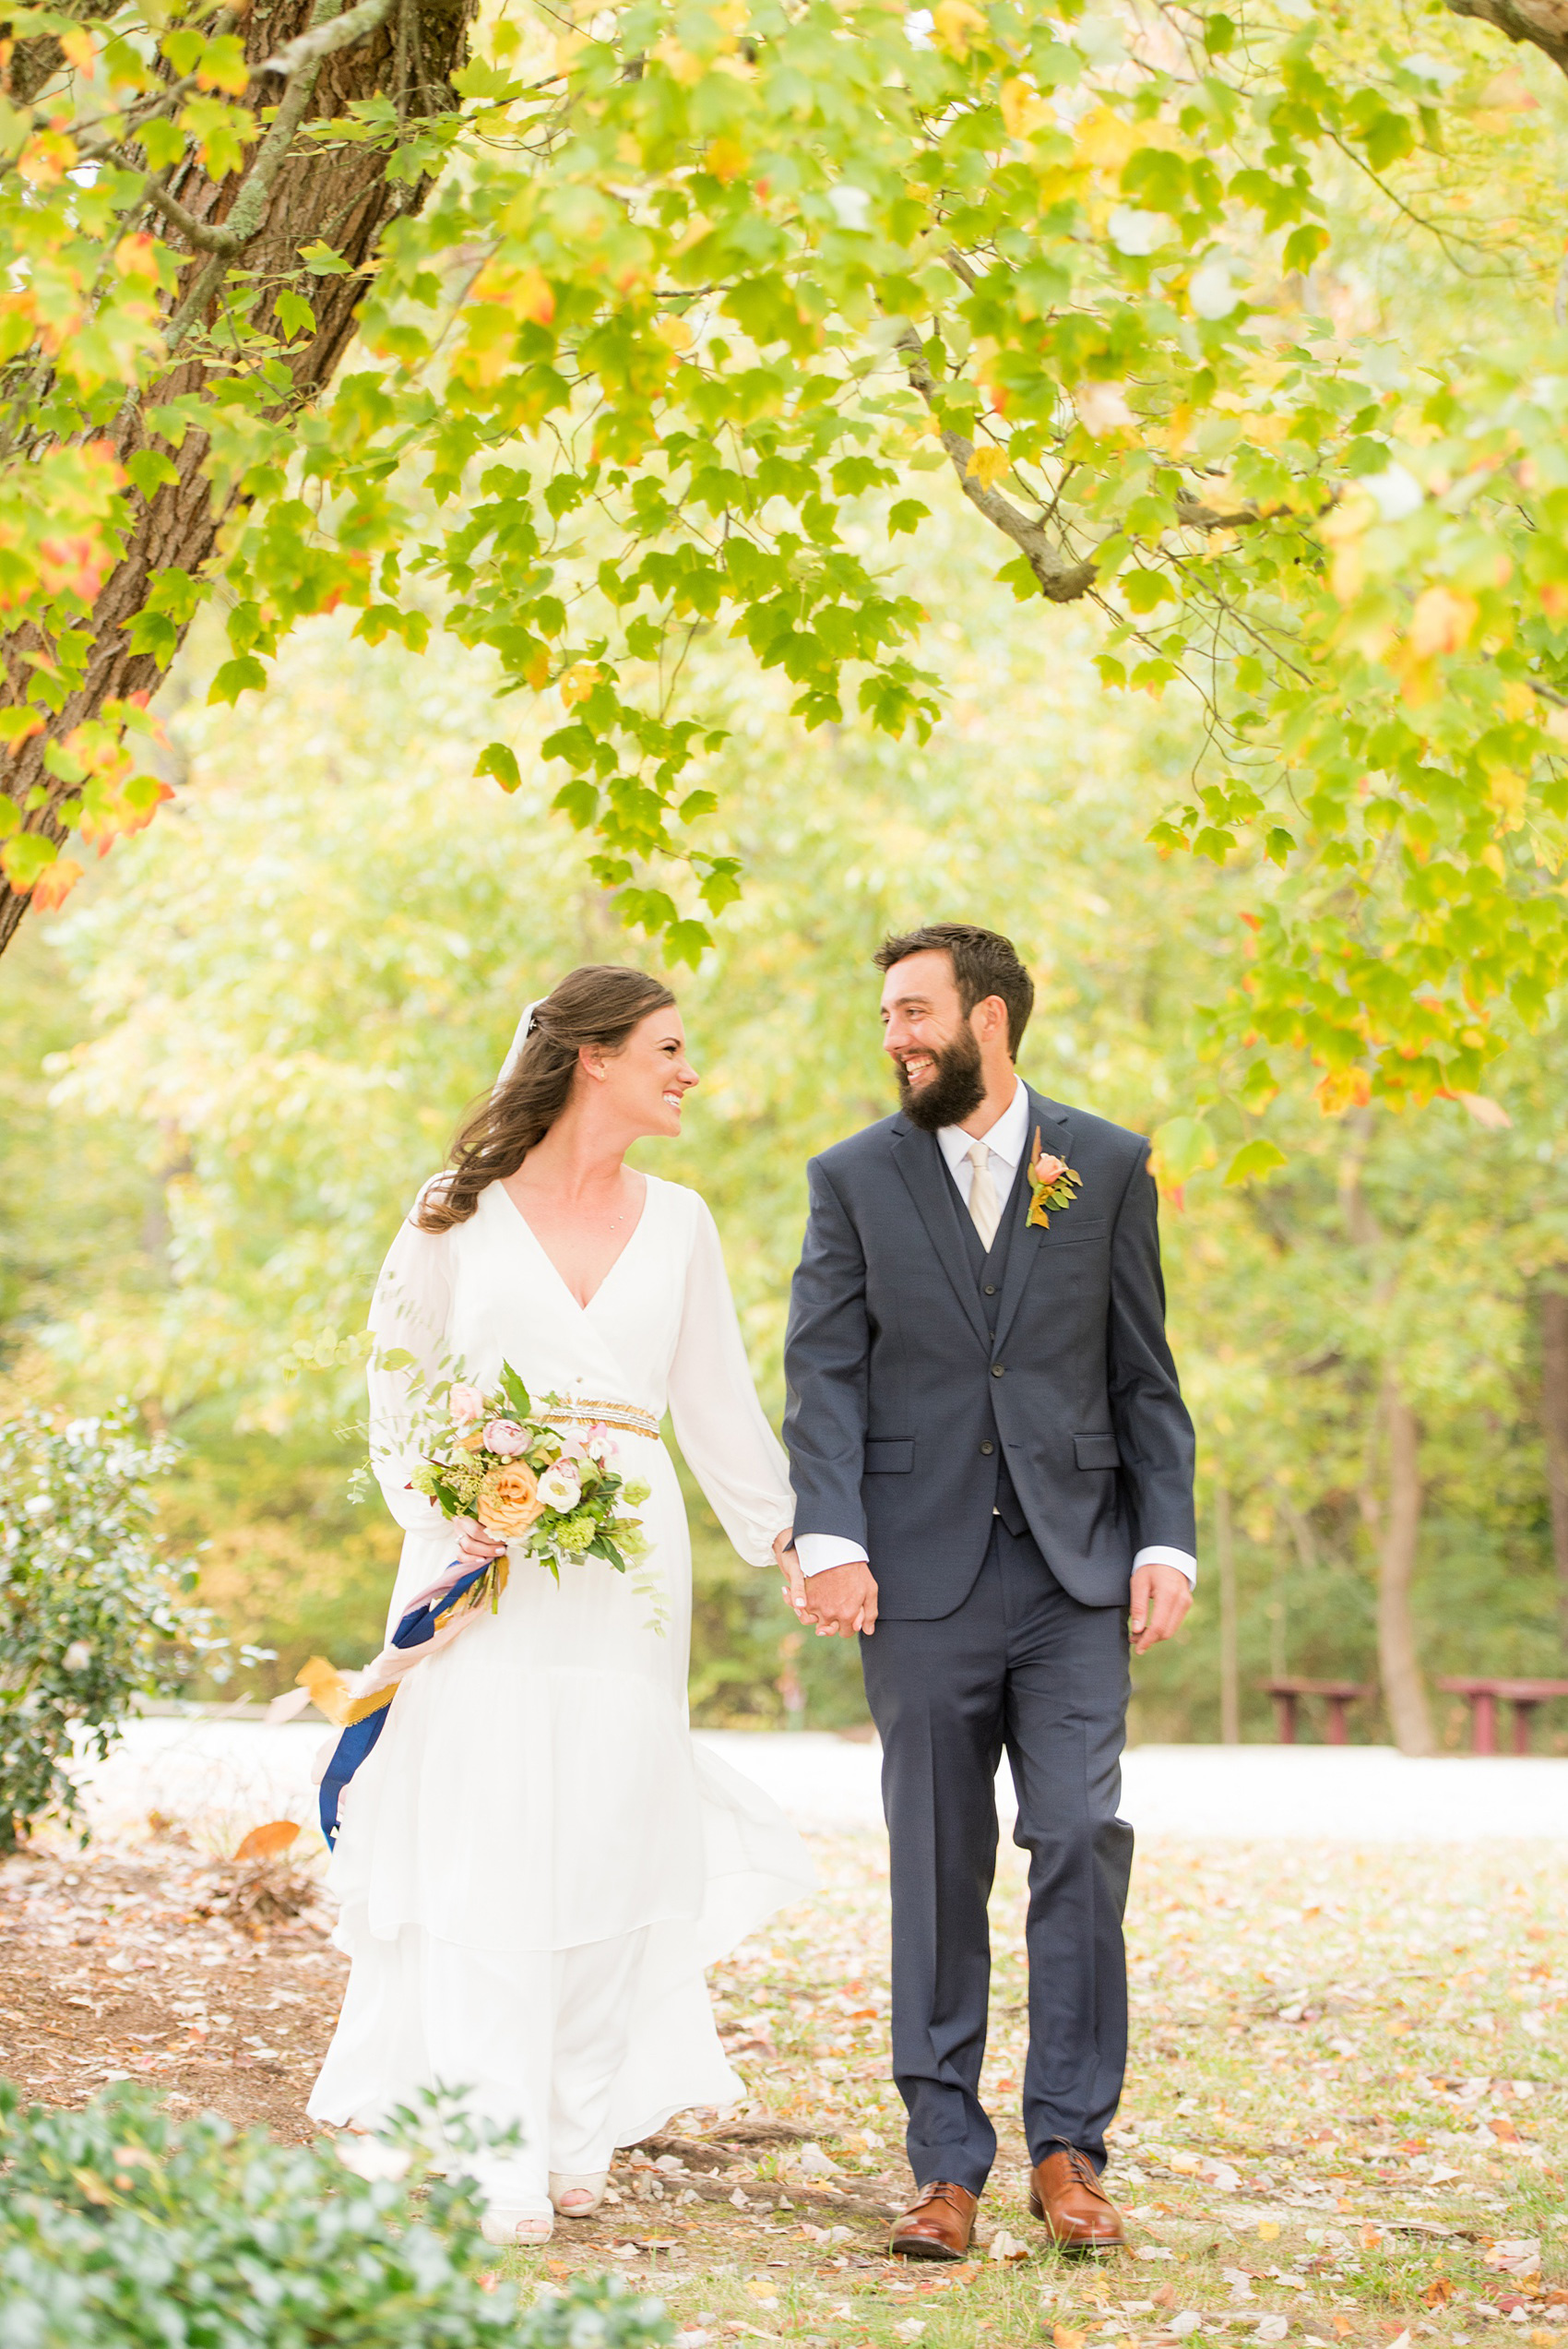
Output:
[
  {"xmin": 308, "ymin": 1364, "xmax": 659, "ymax": 1846},
  {"xmin": 407, "ymin": 1363, "xmax": 651, "ymax": 1599}
]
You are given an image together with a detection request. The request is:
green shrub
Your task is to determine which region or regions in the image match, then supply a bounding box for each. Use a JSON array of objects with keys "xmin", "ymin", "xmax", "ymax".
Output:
[
  {"xmin": 0, "ymin": 1403, "xmax": 256, "ymax": 1851},
  {"xmin": 0, "ymin": 2081, "xmax": 673, "ymax": 2349}
]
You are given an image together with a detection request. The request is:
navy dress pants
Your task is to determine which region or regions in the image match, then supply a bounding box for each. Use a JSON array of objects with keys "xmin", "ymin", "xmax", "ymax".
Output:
[{"xmin": 860, "ymin": 1520, "xmax": 1133, "ymax": 2197}]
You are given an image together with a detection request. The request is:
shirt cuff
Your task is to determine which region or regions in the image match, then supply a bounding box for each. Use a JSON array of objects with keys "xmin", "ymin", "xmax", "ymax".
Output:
[
  {"xmin": 795, "ymin": 1532, "xmax": 870, "ymax": 1579},
  {"xmin": 1134, "ymin": 1544, "xmax": 1197, "ymax": 1589}
]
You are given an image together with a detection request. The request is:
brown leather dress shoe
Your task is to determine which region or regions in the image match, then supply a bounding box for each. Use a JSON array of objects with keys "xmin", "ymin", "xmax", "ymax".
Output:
[
  {"xmin": 888, "ymin": 2180, "xmax": 979, "ymax": 2260},
  {"xmin": 1028, "ymin": 2145, "xmax": 1125, "ymax": 2253}
]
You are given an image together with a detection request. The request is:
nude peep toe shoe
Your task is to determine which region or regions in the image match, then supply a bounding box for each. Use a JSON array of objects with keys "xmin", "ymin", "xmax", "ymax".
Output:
[
  {"xmin": 550, "ymin": 2170, "xmax": 609, "ymax": 2218},
  {"xmin": 480, "ymin": 2198, "xmax": 554, "ymax": 2246}
]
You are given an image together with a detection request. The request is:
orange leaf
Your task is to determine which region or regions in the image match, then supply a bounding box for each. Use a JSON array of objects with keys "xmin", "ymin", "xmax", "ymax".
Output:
[
  {"xmin": 233, "ymin": 1819, "xmax": 301, "ymax": 1862},
  {"xmin": 30, "ymin": 854, "xmax": 84, "ymax": 912}
]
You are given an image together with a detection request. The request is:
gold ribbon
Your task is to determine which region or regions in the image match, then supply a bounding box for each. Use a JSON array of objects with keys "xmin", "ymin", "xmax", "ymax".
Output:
[{"xmin": 545, "ymin": 1397, "xmax": 660, "ymax": 1442}]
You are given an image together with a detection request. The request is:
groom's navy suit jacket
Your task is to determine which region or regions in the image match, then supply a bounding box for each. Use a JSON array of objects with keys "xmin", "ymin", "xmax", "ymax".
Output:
[{"xmin": 783, "ymin": 1084, "xmax": 1195, "ymax": 1617}]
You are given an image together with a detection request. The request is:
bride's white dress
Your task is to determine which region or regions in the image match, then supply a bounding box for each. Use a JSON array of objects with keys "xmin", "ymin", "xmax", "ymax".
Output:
[{"xmin": 307, "ymin": 1172, "xmax": 814, "ymax": 2197}]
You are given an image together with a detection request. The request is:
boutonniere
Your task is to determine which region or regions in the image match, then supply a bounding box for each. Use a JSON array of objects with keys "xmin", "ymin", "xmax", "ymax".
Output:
[{"xmin": 1026, "ymin": 1126, "xmax": 1083, "ymax": 1228}]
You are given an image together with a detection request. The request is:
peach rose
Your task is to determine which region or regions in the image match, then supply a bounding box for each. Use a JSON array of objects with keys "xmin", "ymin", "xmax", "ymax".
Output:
[
  {"xmin": 1033, "ymin": 1151, "xmax": 1066, "ymax": 1186},
  {"xmin": 476, "ymin": 1461, "xmax": 545, "ymax": 1537},
  {"xmin": 448, "ymin": 1382, "xmax": 486, "ymax": 1424}
]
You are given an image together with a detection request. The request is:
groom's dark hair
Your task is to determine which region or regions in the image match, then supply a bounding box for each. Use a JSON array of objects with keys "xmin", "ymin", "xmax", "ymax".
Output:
[{"xmin": 874, "ymin": 924, "xmax": 1035, "ymax": 1059}]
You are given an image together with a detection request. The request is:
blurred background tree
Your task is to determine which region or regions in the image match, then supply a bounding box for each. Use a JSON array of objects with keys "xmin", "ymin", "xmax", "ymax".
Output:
[{"xmin": 3, "ymin": 496, "xmax": 1564, "ymax": 1747}]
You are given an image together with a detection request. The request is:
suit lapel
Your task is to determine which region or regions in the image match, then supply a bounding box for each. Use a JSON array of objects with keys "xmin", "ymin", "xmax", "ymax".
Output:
[
  {"xmin": 888, "ymin": 1120, "xmax": 991, "ymax": 1352},
  {"xmin": 991, "ymin": 1091, "xmax": 1075, "ymax": 1354}
]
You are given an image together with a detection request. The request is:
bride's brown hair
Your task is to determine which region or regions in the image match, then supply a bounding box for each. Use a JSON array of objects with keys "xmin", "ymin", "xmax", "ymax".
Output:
[{"xmin": 415, "ymin": 964, "xmax": 677, "ymax": 1233}]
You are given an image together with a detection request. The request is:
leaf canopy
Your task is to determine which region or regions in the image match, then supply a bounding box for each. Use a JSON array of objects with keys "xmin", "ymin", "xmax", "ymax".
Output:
[{"xmin": 2, "ymin": 0, "xmax": 1567, "ymax": 1112}]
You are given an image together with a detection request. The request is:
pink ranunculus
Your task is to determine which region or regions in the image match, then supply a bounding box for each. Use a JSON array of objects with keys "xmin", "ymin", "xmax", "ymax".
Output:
[
  {"xmin": 585, "ymin": 1421, "xmax": 619, "ymax": 1463},
  {"xmin": 482, "ymin": 1417, "xmax": 529, "ymax": 1458},
  {"xmin": 448, "ymin": 1382, "xmax": 486, "ymax": 1425}
]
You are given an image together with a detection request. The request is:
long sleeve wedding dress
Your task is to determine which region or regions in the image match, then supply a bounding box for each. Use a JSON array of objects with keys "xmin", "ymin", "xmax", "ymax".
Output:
[{"xmin": 307, "ymin": 1172, "xmax": 814, "ymax": 2210}]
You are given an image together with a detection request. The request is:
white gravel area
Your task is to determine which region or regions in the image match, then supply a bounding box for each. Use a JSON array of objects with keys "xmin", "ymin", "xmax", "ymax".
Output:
[{"xmin": 70, "ymin": 1718, "xmax": 1568, "ymax": 1851}]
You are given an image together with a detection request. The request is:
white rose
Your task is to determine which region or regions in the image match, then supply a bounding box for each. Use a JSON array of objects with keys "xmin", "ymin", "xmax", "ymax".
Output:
[{"xmin": 537, "ymin": 1461, "xmax": 582, "ymax": 1511}]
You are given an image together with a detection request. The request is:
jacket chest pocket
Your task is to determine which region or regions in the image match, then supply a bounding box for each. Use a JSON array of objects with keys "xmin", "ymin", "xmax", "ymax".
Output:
[{"xmin": 1038, "ymin": 1215, "xmax": 1108, "ymax": 1251}]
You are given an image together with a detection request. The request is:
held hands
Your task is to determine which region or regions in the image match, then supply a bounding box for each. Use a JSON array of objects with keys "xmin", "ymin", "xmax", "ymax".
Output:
[
  {"xmin": 770, "ymin": 1530, "xmax": 877, "ymax": 1636},
  {"xmin": 1129, "ymin": 1560, "xmax": 1192, "ymax": 1654},
  {"xmin": 799, "ymin": 1556, "xmax": 878, "ymax": 1639}
]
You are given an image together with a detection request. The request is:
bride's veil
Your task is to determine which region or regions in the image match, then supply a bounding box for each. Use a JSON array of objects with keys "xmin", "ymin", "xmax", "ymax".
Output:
[{"xmin": 495, "ymin": 999, "xmax": 541, "ymax": 1090}]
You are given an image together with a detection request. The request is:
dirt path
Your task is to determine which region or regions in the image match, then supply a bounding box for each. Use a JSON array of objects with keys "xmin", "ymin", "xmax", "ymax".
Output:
[{"xmin": 3, "ymin": 1825, "xmax": 1564, "ymax": 2349}]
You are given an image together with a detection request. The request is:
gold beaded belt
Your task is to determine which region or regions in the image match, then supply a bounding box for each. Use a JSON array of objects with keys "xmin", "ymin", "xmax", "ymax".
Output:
[{"xmin": 545, "ymin": 1396, "xmax": 661, "ymax": 1442}]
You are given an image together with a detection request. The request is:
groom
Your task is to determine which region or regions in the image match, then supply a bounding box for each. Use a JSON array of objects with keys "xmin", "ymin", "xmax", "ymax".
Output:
[{"xmin": 782, "ymin": 924, "xmax": 1195, "ymax": 2259}]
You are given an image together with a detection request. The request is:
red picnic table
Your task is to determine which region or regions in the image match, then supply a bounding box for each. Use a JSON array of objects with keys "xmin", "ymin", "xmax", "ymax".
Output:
[
  {"xmin": 1437, "ymin": 1677, "xmax": 1568, "ymax": 1756},
  {"xmin": 1261, "ymin": 1678, "xmax": 1376, "ymax": 1746}
]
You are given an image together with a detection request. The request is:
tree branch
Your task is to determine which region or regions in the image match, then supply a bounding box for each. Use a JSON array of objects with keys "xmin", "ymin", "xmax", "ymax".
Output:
[
  {"xmin": 896, "ymin": 328, "xmax": 1096, "ymax": 604},
  {"xmin": 145, "ymin": 180, "xmax": 249, "ymax": 256},
  {"xmin": 164, "ymin": 0, "xmax": 373, "ymax": 347},
  {"xmin": 1443, "ymin": 0, "xmax": 1568, "ymax": 78},
  {"xmin": 261, "ymin": 0, "xmax": 397, "ymax": 78}
]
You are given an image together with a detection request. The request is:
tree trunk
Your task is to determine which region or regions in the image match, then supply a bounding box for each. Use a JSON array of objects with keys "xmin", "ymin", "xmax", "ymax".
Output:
[
  {"xmin": 0, "ymin": 0, "xmax": 475, "ymax": 958},
  {"xmin": 1541, "ymin": 1283, "xmax": 1568, "ymax": 1643},
  {"xmin": 1339, "ymin": 1111, "xmax": 1434, "ymax": 1754},
  {"xmin": 1216, "ymin": 1482, "xmax": 1240, "ymax": 1745},
  {"xmin": 1374, "ymin": 1371, "xmax": 1434, "ymax": 1755}
]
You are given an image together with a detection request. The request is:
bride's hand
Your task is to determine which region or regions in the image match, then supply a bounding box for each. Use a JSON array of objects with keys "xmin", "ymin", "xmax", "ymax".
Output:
[
  {"xmin": 454, "ymin": 1515, "xmax": 506, "ymax": 1567},
  {"xmin": 773, "ymin": 1529, "xmax": 810, "ymax": 1620}
]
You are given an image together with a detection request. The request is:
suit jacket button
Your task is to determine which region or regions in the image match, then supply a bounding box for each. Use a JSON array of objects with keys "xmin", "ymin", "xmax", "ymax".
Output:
[
  {"xmin": 991, "ymin": 1364, "xmax": 1004, "ymax": 1377},
  {"xmin": 983, "ymin": 1284, "xmax": 997, "ymax": 1295},
  {"xmin": 980, "ymin": 1440, "xmax": 994, "ymax": 1456}
]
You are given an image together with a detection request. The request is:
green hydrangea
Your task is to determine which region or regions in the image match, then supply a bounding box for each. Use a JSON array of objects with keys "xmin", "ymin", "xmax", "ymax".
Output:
[
  {"xmin": 622, "ymin": 1478, "xmax": 651, "ymax": 1508},
  {"xmin": 554, "ymin": 1512, "xmax": 597, "ymax": 1554}
]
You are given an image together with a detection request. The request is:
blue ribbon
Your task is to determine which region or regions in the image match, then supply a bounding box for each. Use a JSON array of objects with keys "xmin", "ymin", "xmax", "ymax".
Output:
[{"xmin": 318, "ymin": 1556, "xmax": 495, "ymax": 1846}]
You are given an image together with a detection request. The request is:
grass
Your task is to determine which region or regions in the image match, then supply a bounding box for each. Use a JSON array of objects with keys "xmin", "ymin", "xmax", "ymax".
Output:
[{"xmin": 493, "ymin": 1833, "xmax": 1566, "ymax": 2349}]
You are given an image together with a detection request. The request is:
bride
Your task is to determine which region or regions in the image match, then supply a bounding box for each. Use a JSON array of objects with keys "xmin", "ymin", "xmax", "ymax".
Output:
[{"xmin": 307, "ymin": 965, "xmax": 814, "ymax": 2243}]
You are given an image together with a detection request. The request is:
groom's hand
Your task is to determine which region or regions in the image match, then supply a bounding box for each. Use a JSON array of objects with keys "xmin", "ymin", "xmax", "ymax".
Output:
[
  {"xmin": 1129, "ymin": 1561, "xmax": 1192, "ymax": 1654},
  {"xmin": 802, "ymin": 1557, "xmax": 879, "ymax": 1639}
]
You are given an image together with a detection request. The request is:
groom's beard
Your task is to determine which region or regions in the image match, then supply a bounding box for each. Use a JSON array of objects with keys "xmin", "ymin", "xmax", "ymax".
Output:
[{"xmin": 895, "ymin": 1024, "xmax": 987, "ymax": 1133}]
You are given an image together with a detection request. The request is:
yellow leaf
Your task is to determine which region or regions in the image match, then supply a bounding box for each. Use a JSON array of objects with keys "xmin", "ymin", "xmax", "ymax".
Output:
[
  {"xmin": 705, "ymin": 135, "xmax": 747, "ymax": 183},
  {"xmin": 654, "ymin": 313, "xmax": 694, "ymax": 353},
  {"xmin": 1409, "ymin": 585, "xmax": 1477, "ymax": 660},
  {"xmin": 654, "ymin": 34, "xmax": 705, "ymax": 83},
  {"xmin": 59, "ymin": 25, "xmax": 98, "ymax": 69},
  {"xmin": 560, "ymin": 660, "xmax": 602, "ymax": 708},
  {"xmin": 932, "ymin": 0, "xmax": 986, "ymax": 58},
  {"xmin": 966, "ymin": 443, "xmax": 1011, "ymax": 490},
  {"xmin": 1257, "ymin": 2220, "xmax": 1280, "ymax": 2240},
  {"xmin": 1073, "ymin": 106, "xmax": 1138, "ymax": 173},
  {"xmin": 1001, "ymin": 77, "xmax": 1048, "ymax": 139},
  {"xmin": 1488, "ymin": 768, "xmax": 1526, "ymax": 829},
  {"xmin": 1455, "ymin": 1091, "xmax": 1512, "ymax": 1129},
  {"xmin": 1315, "ymin": 1067, "xmax": 1372, "ymax": 1116}
]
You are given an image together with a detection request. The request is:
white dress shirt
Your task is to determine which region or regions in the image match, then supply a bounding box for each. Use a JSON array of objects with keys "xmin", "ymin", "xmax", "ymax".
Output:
[{"xmin": 794, "ymin": 1077, "xmax": 1197, "ymax": 1587}]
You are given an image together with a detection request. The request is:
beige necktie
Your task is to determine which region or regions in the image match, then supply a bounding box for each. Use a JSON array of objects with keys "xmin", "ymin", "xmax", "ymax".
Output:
[{"xmin": 966, "ymin": 1141, "xmax": 1001, "ymax": 1252}]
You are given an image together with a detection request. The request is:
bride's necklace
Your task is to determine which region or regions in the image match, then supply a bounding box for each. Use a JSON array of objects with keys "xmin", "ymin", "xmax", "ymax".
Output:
[{"xmin": 602, "ymin": 1177, "xmax": 638, "ymax": 1231}]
